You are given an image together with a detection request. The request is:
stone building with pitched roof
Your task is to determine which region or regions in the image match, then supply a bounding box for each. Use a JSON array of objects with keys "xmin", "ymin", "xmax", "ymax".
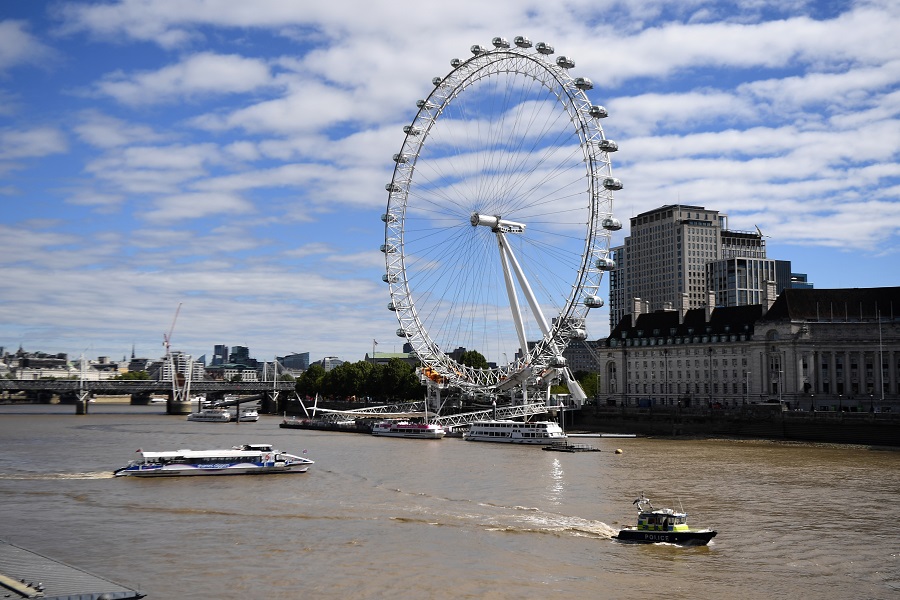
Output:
[{"xmin": 578, "ymin": 286, "xmax": 899, "ymax": 412}]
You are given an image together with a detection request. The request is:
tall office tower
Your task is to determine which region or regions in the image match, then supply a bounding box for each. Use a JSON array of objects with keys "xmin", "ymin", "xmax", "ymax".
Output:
[
  {"xmin": 229, "ymin": 345, "xmax": 250, "ymax": 365},
  {"xmin": 708, "ymin": 230, "xmax": 779, "ymax": 307},
  {"xmin": 212, "ymin": 344, "xmax": 228, "ymax": 366},
  {"xmin": 609, "ymin": 205, "xmax": 725, "ymax": 329}
]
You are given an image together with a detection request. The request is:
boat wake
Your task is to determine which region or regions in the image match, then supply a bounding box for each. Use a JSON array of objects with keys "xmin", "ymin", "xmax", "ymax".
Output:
[{"xmin": 0, "ymin": 471, "xmax": 115, "ymax": 480}]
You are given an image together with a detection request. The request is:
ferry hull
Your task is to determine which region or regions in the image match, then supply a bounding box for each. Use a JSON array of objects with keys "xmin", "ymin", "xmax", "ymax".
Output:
[
  {"xmin": 616, "ymin": 529, "xmax": 717, "ymax": 545},
  {"xmin": 463, "ymin": 436, "xmax": 564, "ymax": 445},
  {"xmin": 372, "ymin": 432, "xmax": 444, "ymax": 439},
  {"xmin": 114, "ymin": 464, "xmax": 310, "ymax": 477}
]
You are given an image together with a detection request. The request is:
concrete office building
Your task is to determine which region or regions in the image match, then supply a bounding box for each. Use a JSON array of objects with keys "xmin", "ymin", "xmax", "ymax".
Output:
[{"xmin": 609, "ymin": 204, "xmax": 794, "ymax": 329}]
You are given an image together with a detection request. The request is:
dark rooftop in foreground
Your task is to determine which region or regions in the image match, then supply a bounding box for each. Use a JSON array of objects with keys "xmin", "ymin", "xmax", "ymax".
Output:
[{"xmin": 0, "ymin": 539, "xmax": 144, "ymax": 599}]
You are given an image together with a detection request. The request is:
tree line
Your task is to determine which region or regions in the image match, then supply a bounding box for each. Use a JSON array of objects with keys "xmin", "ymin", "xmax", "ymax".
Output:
[{"xmin": 294, "ymin": 358, "xmax": 424, "ymax": 402}]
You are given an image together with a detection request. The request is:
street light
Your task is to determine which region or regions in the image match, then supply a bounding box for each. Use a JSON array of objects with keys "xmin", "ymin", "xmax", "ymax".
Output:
[
  {"xmin": 778, "ymin": 369, "xmax": 783, "ymax": 406},
  {"xmin": 743, "ymin": 370, "xmax": 750, "ymax": 405},
  {"xmin": 663, "ymin": 348, "xmax": 669, "ymax": 407}
]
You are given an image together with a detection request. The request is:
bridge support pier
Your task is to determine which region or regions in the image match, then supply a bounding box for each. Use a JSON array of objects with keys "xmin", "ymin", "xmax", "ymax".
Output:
[{"xmin": 260, "ymin": 391, "xmax": 279, "ymax": 415}]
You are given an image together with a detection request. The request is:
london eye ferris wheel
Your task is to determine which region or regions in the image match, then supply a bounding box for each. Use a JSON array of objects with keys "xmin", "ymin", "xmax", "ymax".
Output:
[{"xmin": 382, "ymin": 35, "xmax": 622, "ymax": 398}]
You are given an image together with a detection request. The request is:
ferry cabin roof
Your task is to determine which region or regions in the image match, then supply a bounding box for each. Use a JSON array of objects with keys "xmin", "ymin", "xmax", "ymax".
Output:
[
  {"xmin": 140, "ymin": 448, "xmax": 275, "ymax": 460},
  {"xmin": 473, "ymin": 421, "xmax": 554, "ymax": 427}
]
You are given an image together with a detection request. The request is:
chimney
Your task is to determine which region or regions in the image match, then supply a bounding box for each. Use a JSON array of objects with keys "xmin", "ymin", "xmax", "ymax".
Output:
[
  {"xmin": 762, "ymin": 280, "xmax": 778, "ymax": 316},
  {"xmin": 678, "ymin": 293, "xmax": 689, "ymax": 325},
  {"xmin": 705, "ymin": 290, "xmax": 715, "ymax": 323},
  {"xmin": 631, "ymin": 297, "xmax": 642, "ymax": 328}
]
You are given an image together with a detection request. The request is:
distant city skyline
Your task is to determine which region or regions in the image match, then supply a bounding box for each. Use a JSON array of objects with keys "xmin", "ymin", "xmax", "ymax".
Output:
[{"xmin": 2, "ymin": 2, "xmax": 898, "ymax": 363}]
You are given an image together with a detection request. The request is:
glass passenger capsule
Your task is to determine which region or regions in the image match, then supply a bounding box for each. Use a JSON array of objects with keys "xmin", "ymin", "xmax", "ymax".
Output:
[
  {"xmin": 536, "ymin": 42, "xmax": 554, "ymax": 55},
  {"xmin": 603, "ymin": 177, "xmax": 623, "ymax": 190},
  {"xmin": 514, "ymin": 36, "xmax": 533, "ymax": 48},
  {"xmin": 574, "ymin": 77, "xmax": 593, "ymax": 90},
  {"xmin": 601, "ymin": 217, "xmax": 622, "ymax": 231},
  {"xmin": 598, "ymin": 139, "xmax": 618, "ymax": 152},
  {"xmin": 596, "ymin": 257, "xmax": 617, "ymax": 270},
  {"xmin": 589, "ymin": 105, "xmax": 608, "ymax": 118},
  {"xmin": 492, "ymin": 37, "xmax": 510, "ymax": 48},
  {"xmin": 556, "ymin": 56, "xmax": 575, "ymax": 69},
  {"xmin": 585, "ymin": 295, "xmax": 605, "ymax": 308}
]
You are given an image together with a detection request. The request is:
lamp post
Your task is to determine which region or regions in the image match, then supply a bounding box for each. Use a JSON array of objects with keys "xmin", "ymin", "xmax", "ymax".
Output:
[
  {"xmin": 707, "ymin": 347, "xmax": 713, "ymax": 408},
  {"xmin": 778, "ymin": 369, "xmax": 783, "ymax": 406},
  {"xmin": 663, "ymin": 348, "xmax": 669, "ymax": 407},
  {"xmin": 743, "ymin": 370, "xmax": 749, "ymax": 405},
  {"xmin": 621, "ymin": 331, "xmax": 628, "ymax": 408}
]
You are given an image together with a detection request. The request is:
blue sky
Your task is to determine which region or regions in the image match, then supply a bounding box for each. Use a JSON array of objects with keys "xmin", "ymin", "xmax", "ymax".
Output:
[{"xmin": 1, "ymin": 0, "xmax": 898, "ymax": 365}]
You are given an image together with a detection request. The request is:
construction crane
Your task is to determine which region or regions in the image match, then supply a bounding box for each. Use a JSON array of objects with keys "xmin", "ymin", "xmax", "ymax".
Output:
[{"xmin": 163, "ymin": 303, "xmax": 182, "ymax": 356}]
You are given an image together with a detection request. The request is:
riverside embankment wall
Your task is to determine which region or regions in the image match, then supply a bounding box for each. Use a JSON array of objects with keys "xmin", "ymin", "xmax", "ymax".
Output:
[{"xmin": 572, "ymin": 406, "xmax": 899, "ymax": 447}]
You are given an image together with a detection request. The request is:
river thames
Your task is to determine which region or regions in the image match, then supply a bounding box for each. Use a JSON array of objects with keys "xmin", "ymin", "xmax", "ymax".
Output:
[{"xmin": 0, "ymin": 403, "xmax": 897, "ymax": 599}]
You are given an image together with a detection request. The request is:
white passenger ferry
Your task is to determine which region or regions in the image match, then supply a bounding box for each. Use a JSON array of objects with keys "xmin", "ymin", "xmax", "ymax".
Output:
[
  {"xmin": 235, "ymin": 408, "xmax": 260, "ymax": 422},
  {"xmin": 371, "ymin": 420, "xmax": 446, "ymax": 439},
  {"xmin": 113, "ymin": 443, "xmax": 313, "ymax": 477},
  {"xmin": 463, "ymin": 420, "xmax": 567, "ymax": 445},
  {"xmin": 186, "ymin": 408, "xmax": 232, "ymax": 423}
]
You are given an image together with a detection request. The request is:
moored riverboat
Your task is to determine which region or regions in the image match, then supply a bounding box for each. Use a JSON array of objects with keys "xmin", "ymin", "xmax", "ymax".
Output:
[
  {"xmin": 371, "ymin": 420, "xmax": 445, "ymax": 439},
  {"xmin": 113, "ymin": 443, "xmax": 313, "ymax": 477},
  {"xmin": 541, "ymin": 441, "xmax": 601, "ymax": 452},
  {"xmin": 186, "ymin": 408, "xmax": 232, "ymax": 422},
  {"xmin": 616, "ymin": 493, "xmax": 717, "ymax": 545},
  {"xmin": 280, "ymin": 416, "xmax": 369, "ymax": 433},
  {"xmin": 235, "ymin": 408, "xmax": 259, "ymax": 422},
  {"xmin": 463, "ymin": 420, "xmax": 567, "ymax": 445}
]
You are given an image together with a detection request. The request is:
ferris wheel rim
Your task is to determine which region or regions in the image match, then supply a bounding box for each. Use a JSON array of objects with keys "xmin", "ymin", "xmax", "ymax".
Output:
[{"xmin": 383, "ymin": 37, "xmax": 619, "ymax": 391}]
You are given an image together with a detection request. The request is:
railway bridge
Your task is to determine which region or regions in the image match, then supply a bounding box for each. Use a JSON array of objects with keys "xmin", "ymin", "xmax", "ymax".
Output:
[{"xmin": 0, "ymin": 379, "xmax": 297, "ymax": 414}]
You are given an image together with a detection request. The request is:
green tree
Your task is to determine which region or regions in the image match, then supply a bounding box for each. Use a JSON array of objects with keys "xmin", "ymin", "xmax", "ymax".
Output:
[
  {"xmin": 296, "ymin": 363, "xmax": 326, "ymax": 398},
  {"xmin": 573, "ymin": 369, "xmax": 598, "ymax": 398},
  {"xmin": 458, "ymin": 350, "xmax": 488, "ymax": 370},
  {"xmin": 375, "ymin": 358, "xmax": 423, "ymax": 401}
]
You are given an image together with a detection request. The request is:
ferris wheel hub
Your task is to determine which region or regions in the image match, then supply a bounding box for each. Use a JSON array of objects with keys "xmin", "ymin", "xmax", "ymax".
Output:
[{"xmin": 470, "ymin": 212, "xmax": 526, "ymax": 234}]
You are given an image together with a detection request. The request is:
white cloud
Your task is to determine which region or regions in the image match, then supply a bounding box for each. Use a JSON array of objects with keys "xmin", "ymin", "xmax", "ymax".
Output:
[
  {"xmin": 94, "ymin": 52, "xmax": 277, "ymax": 105},
  {"xmin": 0, "ymin": 20, "xmax": 56, "ymax": 70},
  {"xmin": 143, "ymin": 191, "xmax": 255, "ymax": 223},
  {"xmin": 0, "ymin": 127, "xmax": 67, "ymax": 160},
  {"xmin": 73, "ymin": 111, "xmax": 172, "ymax": 148}
]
